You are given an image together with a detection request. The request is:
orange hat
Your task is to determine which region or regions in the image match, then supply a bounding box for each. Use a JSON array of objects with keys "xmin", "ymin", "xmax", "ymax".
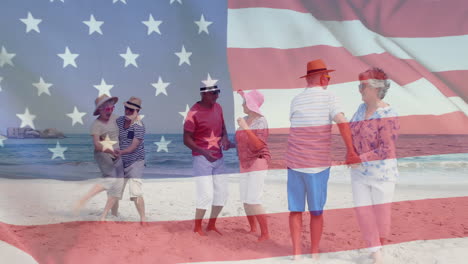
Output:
[{"xmin": 300, "ymin": 59, "xmax": 335, "ymax": 78}]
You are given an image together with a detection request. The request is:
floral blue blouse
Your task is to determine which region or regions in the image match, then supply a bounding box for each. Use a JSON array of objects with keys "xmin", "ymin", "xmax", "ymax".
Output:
[{"xmin": 350, "ymin": 103, "xmax": 399, "ymax": 182}]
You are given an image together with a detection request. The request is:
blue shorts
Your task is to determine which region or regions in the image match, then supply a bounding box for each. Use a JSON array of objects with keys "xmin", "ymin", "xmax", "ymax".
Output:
[{"xmin": 287, "ymin": 168, "xmax": 330, "ymax": 215}]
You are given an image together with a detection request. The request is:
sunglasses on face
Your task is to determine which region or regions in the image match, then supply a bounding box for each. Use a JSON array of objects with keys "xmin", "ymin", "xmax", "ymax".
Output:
[
  {"xmin": 322, "ymin": 74, "xmax": 331, "ymax": 81},
  {"xmin": 208, "ymin": 90, "xmax": 220, "ymax": 95},
  {"xmin": 359, "ymin": 83, "xmax": 366, "ymax": 91},
  {"xmin": 102, "ymin": 105, "xmax": 114, "ymax": 112},
  {"xmin": 124, "ymin": 106, "xmax": 136, "ymax": 113}
]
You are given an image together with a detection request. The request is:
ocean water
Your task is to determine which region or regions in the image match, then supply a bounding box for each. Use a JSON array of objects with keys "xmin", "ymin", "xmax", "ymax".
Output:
[{"xmin": 0, "ymin": 134, "xmax": 467, "ymax": 185}]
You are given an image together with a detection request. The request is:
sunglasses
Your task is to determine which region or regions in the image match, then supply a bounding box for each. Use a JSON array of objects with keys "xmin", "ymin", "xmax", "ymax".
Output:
[
  {"xmin": 323, "ymin": 74, "xmax": 331, "ymax": 81},
  {"xmin": 102, "ymin": 105, "xmax": 114, "ymax": 112},
  {"xmin": 208, "ymin": 90, "xmax": 220, "ymax": 95},
  {"xmin": 124, "ymin": 106, "xmax": 136, "ymax": 113},
  {"xmin": 359, "ymin": 83, "xmax": 366, "ymax": 91}
]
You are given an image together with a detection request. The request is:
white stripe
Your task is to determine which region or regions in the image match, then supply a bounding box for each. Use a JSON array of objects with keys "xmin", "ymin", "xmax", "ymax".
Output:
[
  {"xmin": 190, "ymin": 238, "xmax": 468, "ymax": 264},
  {"xmin": 233, "ymin": 79, "xmax": 466, "ymax": 129},
  {"xmin": 0, "ymin": 241, "xmax": 38, "ymax": 264},
  {"xmin": 448, "ymin": 96, "xmax": 468, "ymax": 116},
  {"xmin": 227, "ymin": 8, "xmax": 468, "ymax": 71}
]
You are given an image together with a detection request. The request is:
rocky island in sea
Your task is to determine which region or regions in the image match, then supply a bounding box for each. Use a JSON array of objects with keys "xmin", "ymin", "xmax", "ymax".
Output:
[{"xmin": 6, "ymin": 127, "xmax": 65, "ymax": 139}]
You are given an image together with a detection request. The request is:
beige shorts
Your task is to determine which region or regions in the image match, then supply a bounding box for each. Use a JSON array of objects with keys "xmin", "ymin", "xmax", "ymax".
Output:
[{"xmin": 122, "ymin": 160, "xmax": 145, "ymax": 200}]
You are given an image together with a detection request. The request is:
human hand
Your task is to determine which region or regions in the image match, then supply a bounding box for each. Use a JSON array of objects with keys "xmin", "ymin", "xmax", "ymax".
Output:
[
  {"xmin": 113, "ymin": 149, "xmax": 121, "ymax": 158},
  {"xmin": 220, "ymin": 136, "xmax": 231, "ymax": 151},
  {"xmin": 201, "ymin": 149, "xmax": 218, "ymax": 162},
  {"xmin": 237, "ymin": 117, "xmax": 249, "ymax": 130},
  {"xmin": 346, "ymin": 152, "xmax": 361, "ymax": 168}
]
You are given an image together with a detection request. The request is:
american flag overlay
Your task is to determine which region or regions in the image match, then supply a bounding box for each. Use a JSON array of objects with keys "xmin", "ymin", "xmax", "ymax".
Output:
[{"xmin": 1, "ymin": 0, "xmax": 468, "ymax": 263}]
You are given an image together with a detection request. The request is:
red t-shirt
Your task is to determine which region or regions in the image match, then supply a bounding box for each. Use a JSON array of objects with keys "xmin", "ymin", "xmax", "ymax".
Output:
[{"xmin": 184, "ymin": 102, "xmax": 225, "ymax": 159}]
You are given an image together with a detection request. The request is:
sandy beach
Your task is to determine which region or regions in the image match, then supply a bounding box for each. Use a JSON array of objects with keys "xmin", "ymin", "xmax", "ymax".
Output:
[{"xmin": 1, "ymin": 168, "xmax": 468, "ymax": 263}]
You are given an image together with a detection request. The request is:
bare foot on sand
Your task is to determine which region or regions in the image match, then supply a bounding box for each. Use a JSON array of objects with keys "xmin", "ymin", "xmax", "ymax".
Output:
[
  {"xmin": 194, "ymin": 227, "xmax": 207, "ymax": 236},
  {"xmin": 206, "ymin": 225, "xmax": 223, "ymax": 235},
  {"xmin": 257, "ymin": 234, "xmax": 270, "ymax": 242},
  {"xmin": 372, "ymin": 250, "xmax": 383, "ymax": 264},
  {"xmin": 72, "ymin": 201, "xmax": 85, "ymax": 216}
]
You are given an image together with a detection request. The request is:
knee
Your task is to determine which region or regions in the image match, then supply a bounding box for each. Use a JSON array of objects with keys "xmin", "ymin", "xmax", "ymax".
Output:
[{"xmin": 310, "ymin": 210, "xmax": 323, "ymax": 217}]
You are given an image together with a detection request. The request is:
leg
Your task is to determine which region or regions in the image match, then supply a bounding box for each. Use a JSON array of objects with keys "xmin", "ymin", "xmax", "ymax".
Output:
[
  {"xmin": 304, "ymin": 168, "xmax": 330, "ymax": 258},
  {"xmin": 194, "ymin": 208, "xmax": 207, "ymax": 236},
  {"xmin": 206, "ymin": 205, "xmax": 223, "ymax": 235},
  {"xmin": 133, "ymin": 197, "xmax": 146, "ymax": 223},
  {"xmin": 241, "ymin": 159, "xmax": 268, "ymax": 236},
  {"xmin": 371, "ymin": 181, "xmax": 395, "ymax": 244},
  {"xmin": 287, "ymin": 168, "xmax": 307, "ymax": 259},
  {"xmin": 240, "ymin": 172, "xmax": 257, "ymax": 233},
  {"xmin": 74, "ymin": 184, "xmax": 105, "ymax": 214},
  {"xmin": 309, "ymin": 213, "xmax": 323, "ymax": 259},
  {"xmin": 248, "ymin": 203, "xmax": 269, "ymax": 241},
  {"xmin": 208, "ymin": 158, "xmax": 228, "ymax": 235},
  {"xmin": 289, "ymin": 212, "xmax": 303, "ymax": 258},
  {"xmin": 352, "ymin": 177, "xmax": 381, "ymax": 249},
  {"xmin": 100, "ymin": 196, "xmax": 119, "ymax": 221},
  {"xmin": 193, "ymin": 156, "xmax": 215, "ymax": 236},
  {"xmin": 111, "ymin": 200, "xmax": 119, "ymax": 217},
  {"xmin": 244, "ymin": 203, "xmax": 257, "ymax": 233},
  {"xmin": 128, "ymin": 177, "xmax": 145, "ymax": 223}
]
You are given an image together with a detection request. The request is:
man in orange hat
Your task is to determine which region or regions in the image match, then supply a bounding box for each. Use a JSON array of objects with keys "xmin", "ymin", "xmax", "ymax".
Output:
[{"xmin": 286, "ymin": 59, "xmax": 360, "ymax": 259}]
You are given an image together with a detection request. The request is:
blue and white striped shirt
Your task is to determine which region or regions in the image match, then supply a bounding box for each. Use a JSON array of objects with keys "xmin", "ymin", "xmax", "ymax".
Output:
[{"xmin": 116, "ymin": 116, "xmax": 145, "ymax": 168}]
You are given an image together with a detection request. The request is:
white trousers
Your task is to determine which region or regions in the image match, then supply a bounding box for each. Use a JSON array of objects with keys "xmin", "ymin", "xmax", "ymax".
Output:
[
  {"xmin": 352, "ymin": 176, "xmax": 395, "ymax": 251},
  {"xmin": 193, "ymin": 156, "xmax": 228, "ymax": 210}
]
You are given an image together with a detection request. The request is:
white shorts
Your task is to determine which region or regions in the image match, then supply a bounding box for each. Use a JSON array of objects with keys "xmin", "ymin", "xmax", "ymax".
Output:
[
  {"xmin": 193, "ymin": 156, "xmax": 228, "ymax": 210},
  {"xmin": 122, "ymin": 160, "xmax": 145, "ymax": 200},
  {"xmin": 240, "ymin": 158, "xmax": 268, "ymax": 204}
]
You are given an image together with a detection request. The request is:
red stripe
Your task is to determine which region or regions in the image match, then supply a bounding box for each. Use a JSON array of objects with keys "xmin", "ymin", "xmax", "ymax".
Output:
[
  {"xmin": 433, "ymin": 71, "xmax": 468, "ymax": 102},
  {"xmin": 227, "ymin": 46, "xmax": 463, "ymax": 98},
  {"xmin": 2, "ymin": 196, "xmax": 468, "ymax": 263},
  {"xmin": 228, "ymin": 0, "xmax": 468, "ymax": 37},
  {"xmin": 265, "ymin": 115, "xmax": 468, "ymax": 170}
]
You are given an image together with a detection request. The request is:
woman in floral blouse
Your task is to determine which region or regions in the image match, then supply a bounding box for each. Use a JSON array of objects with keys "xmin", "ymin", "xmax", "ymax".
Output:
[{"xmin": 349, "ymin": 68, "xmax": 399, "ymax": 264}]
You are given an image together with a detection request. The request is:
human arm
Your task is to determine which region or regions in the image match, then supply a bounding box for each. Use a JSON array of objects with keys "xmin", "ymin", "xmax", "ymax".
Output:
[
  {"xmin": 119, "ymin": 138, "xmax": 141, "ymax": 155},
  {"xmin": 333, "ymin": 113, "xmax": 361, "ymax": 166},
  {"xmin": 355, "ymin": 116, "xmax": 399, "ymax": 163},
  {"xmin": 92, "ymin": 134, "xmax": 117, "ymax": 156},
  {"xmin": 183, "ymin": 130, "xmax": 217, "ymax": 162},
  {"xmin": 237, "ymin": 117, "xmax": 265, "ymax": 151},
  {"xmin": 220, "ymin": 119, "xmax": 232, "ymax": 151}
]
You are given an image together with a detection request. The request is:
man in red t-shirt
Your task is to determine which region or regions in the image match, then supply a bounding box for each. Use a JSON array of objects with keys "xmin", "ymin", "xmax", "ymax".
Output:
[{"xmin": 183, "ymin": 83, "xmax": 231, "ymax": 236}]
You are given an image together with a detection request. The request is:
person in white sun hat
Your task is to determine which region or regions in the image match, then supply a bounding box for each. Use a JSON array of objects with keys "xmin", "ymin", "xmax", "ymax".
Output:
[{"xmin": 183, "ymin": 78, "xmax": 232, "ymax": 236}]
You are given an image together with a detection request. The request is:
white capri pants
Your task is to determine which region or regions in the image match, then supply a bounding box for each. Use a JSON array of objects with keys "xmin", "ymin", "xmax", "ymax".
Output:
[
  {"xmin": 351, "ymin": 174, "xmax": 395, "ymax": 252},
  {"xmin": 193, "ymin": 156, "xmax": 228, "ymax": 210},
  {"xmin": 239, "ymin": 158, "xmax": 268, "ymax": 204}
]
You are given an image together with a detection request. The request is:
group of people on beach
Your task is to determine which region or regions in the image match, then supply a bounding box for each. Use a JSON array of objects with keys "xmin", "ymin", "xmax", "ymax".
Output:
[{"xmin": 74, "ymin": 59, "xmax": 399, "ymax": 264}]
